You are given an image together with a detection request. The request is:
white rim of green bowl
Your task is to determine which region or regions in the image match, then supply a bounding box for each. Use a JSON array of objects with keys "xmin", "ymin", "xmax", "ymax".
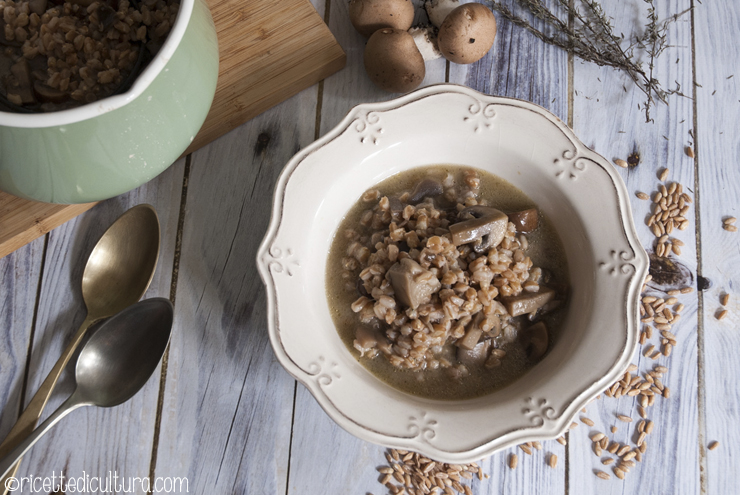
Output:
[{"xmin": 0, "ymin": 0, "xmax": 194, "ymax": 128}]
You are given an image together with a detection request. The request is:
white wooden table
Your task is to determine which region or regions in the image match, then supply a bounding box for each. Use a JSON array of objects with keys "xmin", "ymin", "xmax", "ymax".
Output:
[{"xmin": 1, "ymin": 1, "xmax": 737, "ymax": 493}]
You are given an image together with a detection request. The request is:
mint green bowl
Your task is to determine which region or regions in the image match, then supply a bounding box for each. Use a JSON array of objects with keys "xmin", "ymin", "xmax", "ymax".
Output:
[{"xmin": 0, "ymin": 0, "xmax": 218, "ymax": 204}]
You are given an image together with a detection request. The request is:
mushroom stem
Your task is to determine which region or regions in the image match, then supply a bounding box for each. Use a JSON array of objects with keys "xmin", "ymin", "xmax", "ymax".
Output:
[{"xmin": 449, "ymin": 205, "xmax": 508, "ymax": 252}]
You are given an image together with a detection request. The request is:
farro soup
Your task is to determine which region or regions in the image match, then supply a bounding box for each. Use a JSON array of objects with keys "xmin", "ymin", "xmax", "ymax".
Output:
[
  {"xmin": 327, "ymin": 166, "xmax": 570, "ymax": 400},
  {"xmin": 0, "ymin": 0, "xmax": 179, "ymax": 112}
]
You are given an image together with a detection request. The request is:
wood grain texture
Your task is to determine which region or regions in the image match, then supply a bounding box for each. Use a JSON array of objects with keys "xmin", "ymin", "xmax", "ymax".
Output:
[
  {"xmin": 0, "ymin": 0, "xmax": 345, "ymax": 262},
  {"xmin": 568, "ymin": 1, "xmax": 700, "ymax": 493},
  {"xmin": 450, "ymin": 2, "xmax": 568, "ymax": 493},
  {"xmin": 694, "ymin": 1, "xmax": 740, "ymax": 493},
  {"xmin": 151, "ymin": 87, "xmax": 320, "ymax": 493},
  {"xmin": 0, "ymin": 198, "xmax": 94, "ymax": 259},
  {"xmin": 0, "ymin": 238, "xmax": 44, "ymax": 441},
  {"xmin": 9, "ymin": 160, "xmax": 185, "ymax": 485}
]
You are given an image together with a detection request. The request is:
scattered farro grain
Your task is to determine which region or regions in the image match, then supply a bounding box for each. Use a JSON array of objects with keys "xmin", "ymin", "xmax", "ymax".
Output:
[
  {"xmin": 636, "ymin": 192, "xmax": 650, "ymax": 200},
  {"xmin": 548, "ymin": 454, "xmax": 558, "ymax": 468},
  {"xmin": 721, "ymin": 293, "xmax": 730, "ymax": 306},
  {"xmin": 686, "ymin": 146, "xmax": 695, "ymax": 158},
  {"xmin": 646, "ymin": 421, "xmax": 654, "ymax": 434},
  {"xmin": 627, "ymin": 364, "xmax": 638, "ymax": 373},
  {"xmin": 635, "ymin": 451, "xmax": 643, "ymax": 462},
  {"xmin": 681, "ymin": 286, "xmax": 694, "ymax": 293},
  {"xmin": 607, "ymin": 442, "xmax": 619, "ymax": 454},
  {"xmin": 663, "ymin": 343, "xmax": 673, "ymax": 357},
  {"xmin": 519, "ymin": 444, "xmax": 532, "ymax": 455},
  {"xmin": 556, "ymin": 436, "xmax": 567, "ymax": 446},
  {"xmin": 581, "ymin": 417, "xmax": 595, "ymax": 427},
  {"xmin": 617, "ymin": 445, "xmax": 630, "ymax": 456},
  {"xmin": 659, "ymin": 168, "xmax": 669, "ymax": 181},
  {"xmin": 643, "ymin": 345, "xmax": 655, "ymax": 356},
  {"xmin": 595, "ymin": 470, "xmax": 611, "ymax": 480},
  {"xmin": 623, "ymin": 450, "xmax": 637, "ymax": 461},
  {"xmin": 639, "ymin": 442, "xmax": 647, "ymax": 454},
  {"xmin": 611, "ymin": 426, "xmax": 618, "ymax": 434},
  {"xmin": 667, "ymin": 289, "xmax": 681, "ymax": 296},
  {"xmin": 591, "ymin": 432, "xmax": 606, "ymax": 442},
  {"xmin": 532, "ymin": 441, "xmax": 543, "ymax": 451},
  {"xmin": 509, "ymin": 454, "xmax": 518, "ymax": 469},
  {"xmin": 602, "ymin": 457, "xmax": 615, "ymax": 465},
  {"xmin": 724, "ymin": 217, "xmax": 737, "ymax": 225},
  {"xmin": 708, "ymin": 441, "xmax": 720, "ymax": 451},
  {"xmin": 637, "ymin": 432, "xmax": 647, "ymax": 447},
  {"xmin": 614, "ymin": 159, "xmax": 629, "ymax": 168},
  {"xmin": 617, "ymin": 415, "xmax": 633, "ymax": 423},
  {"xmin": 716, "ymin": 309, "xmax": 728, "ymax": 320},
  {"xmin": 614, "ymin": 467, "xmax": 625, "ymax": 480},
  {"xmin": 723, "ymin": 224, "xmax": 738, "ymax": 232},
  {"xmin": 570, "ymin": 422, "xmax": 578, "ymax": 430}
]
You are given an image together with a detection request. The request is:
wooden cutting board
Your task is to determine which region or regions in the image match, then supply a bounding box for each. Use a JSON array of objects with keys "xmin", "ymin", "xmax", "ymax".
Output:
[{"xmin": 0, "ymin": 0, "xmax": 345, "ymax": 258}]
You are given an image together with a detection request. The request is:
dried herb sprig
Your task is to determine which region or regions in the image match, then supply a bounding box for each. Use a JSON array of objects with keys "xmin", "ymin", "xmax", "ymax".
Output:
[{"xmin": 485, "ymin": 0, "xmax": 690, "ymax": 122}]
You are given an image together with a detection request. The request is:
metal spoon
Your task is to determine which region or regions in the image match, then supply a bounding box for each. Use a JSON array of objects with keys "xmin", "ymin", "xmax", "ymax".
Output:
[
  {"xmin": 0, "ymin": 204, "xmax": 160, "ymax": 488},
  {"xmin": 0, "ymin": 298, "xmax": 174, "ymax": 480}
]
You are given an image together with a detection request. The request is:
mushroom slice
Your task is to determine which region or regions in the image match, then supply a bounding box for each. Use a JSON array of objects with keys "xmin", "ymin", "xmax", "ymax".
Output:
[
  {"xmin": 521, "ymin": 321, "xmax": 549, "ymax": 360},
  {"xmin": 33, "ymin": 81, "xmax": 67, "ymax": 103},
  {"xmin": 500, "ymin": 287, "xmax": 556, "ymax": 317},
  {"xmin": 353, "ymin": 326, "xmax": 386, "ymax": 357},
  {"xmin": 409, "ymin": 178, "xmax": 444, "ymax": 204},
  {"xmin": 457, "ymin": 312, "xmax": 484, "ymax": 350},
  {"xmin": 508, "ymin": 208, "xmax": 539, "ymax": 234},
  {"xmin": 10, "ymin": 60, "xmax": 35, "ymax": 104},
  {"xmin": 449, "ymin": 206, "xmax": 508, "ymax": 252},
  {"xmin": 386, "ymin": 258, "xmax": 441, "ymax": 309},
  {"xmin": 457, "ymin": 338, "xmax": 491, "ymax": 368}
]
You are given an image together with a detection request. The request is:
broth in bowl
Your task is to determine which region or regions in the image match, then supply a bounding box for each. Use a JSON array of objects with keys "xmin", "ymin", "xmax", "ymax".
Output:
[{"xmin": 327, "ymin": 166, "xmax": 569, "ymax": 400}]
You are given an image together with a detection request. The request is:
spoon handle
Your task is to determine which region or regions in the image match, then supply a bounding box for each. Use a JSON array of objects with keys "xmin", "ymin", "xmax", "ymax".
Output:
[
  {"xmin": 0, "ymin": 394, "xmax": 87, "ymax": 480},
  {"xmin": 0, "ymin": 315, "xmax": 96, "ymax": 490}
]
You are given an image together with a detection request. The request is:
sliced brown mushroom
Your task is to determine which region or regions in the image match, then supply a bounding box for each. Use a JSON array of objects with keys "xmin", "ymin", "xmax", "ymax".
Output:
[
  {"xmin": 457, "ymin": 338, "xmax": 491, "ymax": 368},
  {"xmin": 457, "ymin": 312, "xmax": 484, "ymax": 350},
  {"xmin": 386, "ymin": 258, "xmax": 441, "ymax": 309},
  {"xmin": 521, "ymin": 321, "xmax": 549, "ymax": 360},
  {"xmin": 28, "ymin": 0, "xmax": 47, "ymax": 15},
  {"xmin": 353, "ymin": 326, "xmax": 387, "ymax": 356},
  {"xmin": 409, "ymin": 178, "xmax": 443, "ymax": 204},
  {"xmin": 33, "ymin": 81, "xmax": 67, "ymax": 103},
  {"xmin": 500, "ymin": 287, "xmax": 556, "ymax": 317},
  {"xmin": 449, "ymin": 206, "xmax": 508, "ymax": 253},
  {"xmin": 508, "ymin": 208, "xmax": 539, "ymax": 234}
]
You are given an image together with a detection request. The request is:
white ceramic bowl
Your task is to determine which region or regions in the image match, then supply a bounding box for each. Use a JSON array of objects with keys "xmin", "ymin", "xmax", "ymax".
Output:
[{"xmin": 257, "ymin": 84, "xmax": 648, "ymax": 463}]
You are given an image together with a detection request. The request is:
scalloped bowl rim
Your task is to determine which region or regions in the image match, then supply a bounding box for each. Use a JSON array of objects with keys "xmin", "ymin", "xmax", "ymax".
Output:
[{"xmin": 257, "ymin": 84, "xmax": 648, "ymax": 463}]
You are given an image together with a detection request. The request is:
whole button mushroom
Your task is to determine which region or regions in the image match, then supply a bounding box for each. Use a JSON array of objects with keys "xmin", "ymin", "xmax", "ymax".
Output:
[
  {"xmin": 349, "ymin": 0, "xmax": 415, "ymax": 38},
  {"xmin": 364, "ymin": 28, "xmax": 426, "ymax": 93},
  {"xmin": 438, "ymin": 3, "xmax": 497, "ymax": 64}
]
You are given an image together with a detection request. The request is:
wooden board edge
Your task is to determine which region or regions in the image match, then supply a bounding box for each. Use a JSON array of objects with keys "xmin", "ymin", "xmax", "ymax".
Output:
[{"xmin": 0, "ymin": 200, "xmax": 96, "ymax": 258}]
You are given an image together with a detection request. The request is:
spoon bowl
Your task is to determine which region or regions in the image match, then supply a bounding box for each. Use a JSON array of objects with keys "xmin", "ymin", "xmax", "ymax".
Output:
[
  {"xmin": 76, "ymin": 298, "xmax": 174, "ymax": 407},
  {"xmin": 0, "ymin": 298, "xmax": 174, "ymax": 479},
  {"xmin": 82, "ymin": 204, "xmax": 160, "ymax": 318}
]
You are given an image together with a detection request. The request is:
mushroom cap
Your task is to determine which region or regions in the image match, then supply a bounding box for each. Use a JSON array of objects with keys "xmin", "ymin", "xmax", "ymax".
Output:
[
  {"xmin": 364, "ymin": 28, "xmax": 426, "ymax": 93},
  {"xmin": 437, "ymin": 3, "xmax": 497, "ymax": 64},
  {"xmin": 349, "ymin": 0, "xmax": 415, "ymax": 38}
]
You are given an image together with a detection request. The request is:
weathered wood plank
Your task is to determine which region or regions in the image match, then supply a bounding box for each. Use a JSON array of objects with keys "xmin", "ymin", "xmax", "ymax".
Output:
[
  {"xmin": 152, "ymin": 86, "xmax": 320, "ymax": 492},
  {"xmin": 0, "ymin": 239, "xmax": 44, "ymax": 441},
  {"xmin": 693, "ymin": 2, "xmax": 740, "ymax": 494},
  {"xmin": 568, "ymin": 1, "xmax": 699, "ymax": 493},
  {"xmin": 288, "ymin": 2, "xmax": 568, "ymax": 494},
  {"xmin": 448, "ymin": 2, "xmax": 569, "ymax": 492},
  {"xmin": 10, "ymin": 159, "xmax": 184, "ymax": 489}
]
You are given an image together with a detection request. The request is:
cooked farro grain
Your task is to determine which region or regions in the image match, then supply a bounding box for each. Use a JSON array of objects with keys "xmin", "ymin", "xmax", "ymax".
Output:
[
  {"xmin": 721, "ymin": 293, "xmax": 730, "ymax": 306},
  {"xmin": 708, "ymin": 441, "xmax": 720, "ymax": 451}
]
